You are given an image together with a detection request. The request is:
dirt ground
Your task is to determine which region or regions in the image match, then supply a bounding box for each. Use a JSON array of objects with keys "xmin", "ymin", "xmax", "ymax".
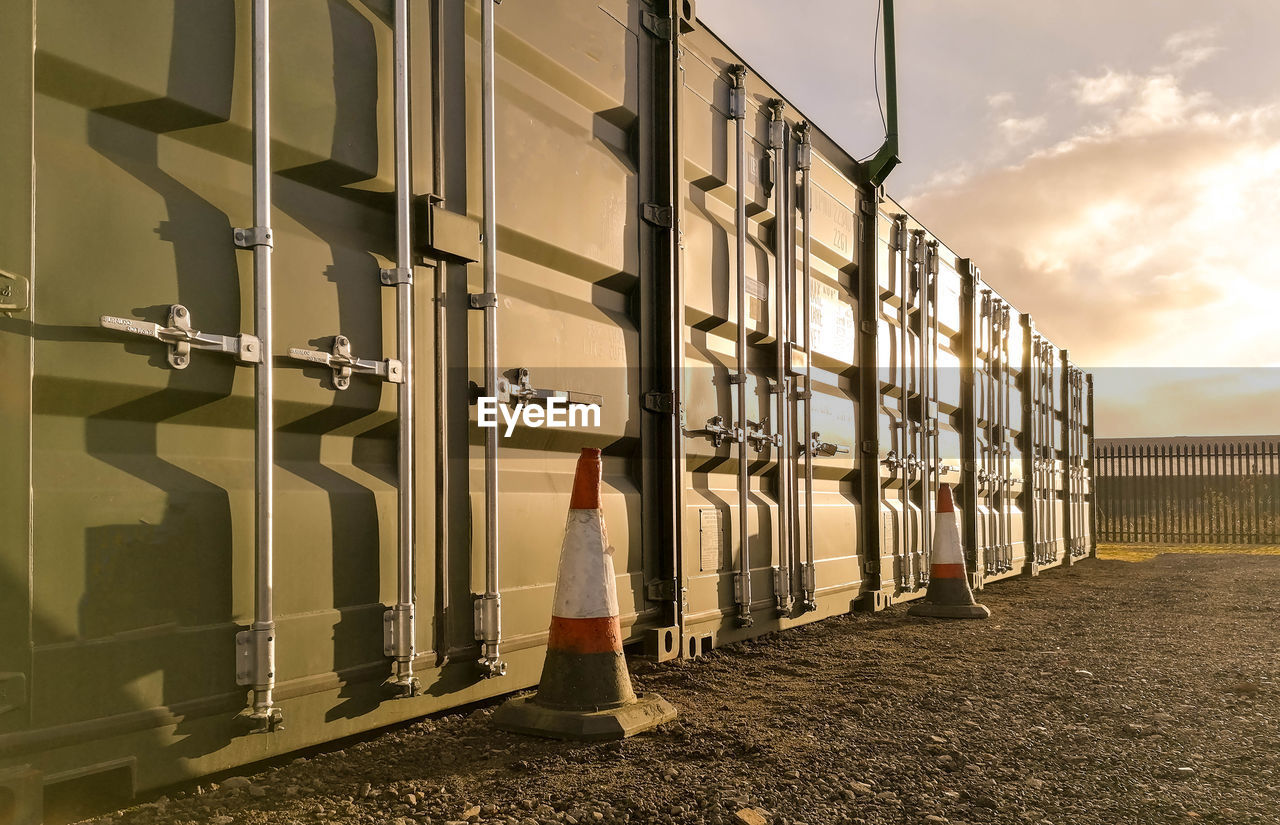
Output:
[{"xmin": 80, "ymin": 551, "xmax": 1280, "ymax": 825}]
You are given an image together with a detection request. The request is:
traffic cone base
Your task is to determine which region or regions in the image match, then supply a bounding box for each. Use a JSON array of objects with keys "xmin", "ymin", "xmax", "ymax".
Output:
[
  {"xmin": 907, "ymin": 484, "xmax": 990, "ymax": 620},
  {"xmin": 493, "ymin": 448, "xmax": 676, "ymax": 740},
  {"xmin": 494, "ymin": 691, "xmax": 676, "ymax": 742},
  {"xmin": 907, "ymin": 600, "xmax": 992, "ymax": 620}
]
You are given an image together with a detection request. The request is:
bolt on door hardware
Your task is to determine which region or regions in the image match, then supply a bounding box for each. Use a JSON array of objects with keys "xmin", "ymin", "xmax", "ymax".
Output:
[
  {"xmin": 100, "ymin": 304, "xmax": 261, "ymax": 369},
  {"xmin": 287, "ymin": 335, "xmax": 402, "ymax": 390}
]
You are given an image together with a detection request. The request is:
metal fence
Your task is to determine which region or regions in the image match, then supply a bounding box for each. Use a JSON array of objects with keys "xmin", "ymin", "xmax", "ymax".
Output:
[{"xmin": 1094, "ymin": 438, "xmax": 1280, "ymax": 544}]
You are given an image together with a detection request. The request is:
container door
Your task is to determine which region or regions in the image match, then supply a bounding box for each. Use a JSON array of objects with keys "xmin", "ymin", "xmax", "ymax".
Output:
[
  {"xmin": 466, "ymin": 0, "xmax": 652, "ymax": 669},
  {"xmin": 1027, "ymin": 332, "xmax": 1062, "ymax": 566},
  {"xmin": 976, "ymin": 290, "xmax": 1022, "ymax": 579},
  {"xmin": 872, "ymin": 212, "xmax": 941, "ymax": 601},
  {"xmin": 1005, "ymin": 312, "xmax": 1028, "ymax": 572},
  {"xmin": 675, "ymin": 46, "xmax": 862, "ymax": 645},
  {"xmin": 1065, "ymin": 362, "xmax": 1090, "ymax": 560},
  {"xmin": 974, "ymin": 292, "xmax": 998, "ymax": 576},
  {"xmin": 933, "ymin": 252, "xmax": 966, "ymax": 572},
  {"xmin": 800, "ymin": 162, "xmax": 862, "ymax": 618},
  {"xmin": 0, "ymin": 0, "xmax": 33, "ymax": 741},
  {"xmin": 26, "ymin": 0, "xmax": 255, "ymax": 743},
  {"xmin": 23, "ymin": 0, "xmax": 409, "ymax": 769},
  {"xmin": 676, "ymin": 52, "xmax": 777, "ymax": 644}
]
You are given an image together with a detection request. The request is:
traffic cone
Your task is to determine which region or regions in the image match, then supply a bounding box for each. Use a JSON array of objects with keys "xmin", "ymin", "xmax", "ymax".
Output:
[
  {"xmin": 908, "ymin": 484, "xmax": 991, "ymax": 619},
  {"xmin": 493, "ymin": 448, "xmax": 677, "ymax": 740}
]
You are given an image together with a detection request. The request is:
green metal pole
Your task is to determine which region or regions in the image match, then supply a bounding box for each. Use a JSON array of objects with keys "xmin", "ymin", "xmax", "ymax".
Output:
[{"xmin": 862, "ymin": 0, "xmax": 900, "ymax": 187}]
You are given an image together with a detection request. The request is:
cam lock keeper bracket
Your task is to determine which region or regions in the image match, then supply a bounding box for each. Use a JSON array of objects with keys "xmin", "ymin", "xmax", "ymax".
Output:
[
  {"xmin": 494, "ymin": 367, "xmax": 604, "ymax": 409},
  {"xmin": 234, "ymin": 627, "xmax": 283, "ymax": 733},
  {"xmin": 287, "ymin": 335, "xmax": 403, "ymax": 390},
  {"xmin": 802, "ymin": 432, "xmax": 850, "ymax": 458},
  {"xmin": 100, "ymin": 304, "xmax": 261, "ymax": 370},
  {"xmin": 744, "ymin": 419, "xmax": 780, "ymax": 451},
  {"xmin": 684, "ymin": 414, "xmax": 740, "ymax": 449}
]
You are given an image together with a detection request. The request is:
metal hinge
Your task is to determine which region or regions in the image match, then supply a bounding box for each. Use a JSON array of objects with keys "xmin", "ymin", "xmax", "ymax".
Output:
[
  {"xmin": 100, "ymin": 304, "xmax": 261, "ymax": 369},
  {"xmin": 468, "ymin": 292, "xmax": 498, "ymax": 309},
  {"xmin": 640, "ymin": 10, "xmax": 674, "ymax": 40},
  {"xmin": 646, "ymin": 579, "xmax": 677, "ymax": 601},
  {"xmin": 0, "ymin": 270, "xmax": 29, "ymax": 313},
  {"xmin": 642, "ymin": 203, "xmax": 673, "ymax": 228},
  {"xmin": 287, "ymin": 335, "xmax": 403, "ymax": 390},
  {"xmin": 642, "ymin": 390, "xmax": 676, "ymax": 414}
]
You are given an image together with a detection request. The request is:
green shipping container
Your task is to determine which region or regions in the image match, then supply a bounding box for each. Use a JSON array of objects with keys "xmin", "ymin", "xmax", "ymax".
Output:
[{"xmin": 0, "ymin": 0, "xmax": 1094, "ymax": 814}]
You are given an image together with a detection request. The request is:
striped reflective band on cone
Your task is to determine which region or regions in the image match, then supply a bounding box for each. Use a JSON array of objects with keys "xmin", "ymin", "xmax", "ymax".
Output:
[
  {"xmin": 546, "ymin": 503, "xmax": 622, "ymax": 654},
  {"xmin": 910, "ymin": 482, "xmax": 989, "ymax": 618},
  {"xmin": 535, "ymin": 448, "xmax": 637, "ymax": 712},
  {"xmin": 918, "ymin": 482, "xmax": 979, "ymax": 606},
  {"xmin": 929, "ymin": 483, "xmax": 966, "ymax": 580}
]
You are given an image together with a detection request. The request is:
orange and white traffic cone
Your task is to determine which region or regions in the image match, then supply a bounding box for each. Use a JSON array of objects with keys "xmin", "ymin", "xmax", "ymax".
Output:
[
  {"xmin": 493, "ymin": 448, "xmax": 677, "ymax": 740},
  {"xmin": 908, "ymin": 483, "xmax": 991, "ymax": 619}
]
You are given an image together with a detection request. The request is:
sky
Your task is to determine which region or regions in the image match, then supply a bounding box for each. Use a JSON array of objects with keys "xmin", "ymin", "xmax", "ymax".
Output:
[{"xmin": 697, "ymin": 0, "xmax": 1280, "ymax": 437}]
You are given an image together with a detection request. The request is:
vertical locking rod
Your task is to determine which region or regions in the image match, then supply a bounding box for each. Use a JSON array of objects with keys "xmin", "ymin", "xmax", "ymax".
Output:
[
  {"xmin": 768, "ymin": 103, "xmax": 793, "ymax": 613},
  {"xmin": 1001, "ymin": 307, "xmax": 1012, "ymax": 569},
  {"xmin": 983, "ymin": 292, "xmax": 995, "ymax": 573},
  {"xmin": 244, "ymin": 0, "xmax": 279, "ymax": 731},
  {"xmin": 384, "ymin": 0, "xmax": 419, "ymax": 695},
  {"xmin": 922, "ymin": 241, "xmax": 939, "ymax": 584},
  {"xmin": 891, "ymin": 215, "xmax": 910, "ymax": 589},
  {"xmin": 429, "ymin": 0, "xmax": 450, "ymax": 665},
  {"xmin": 899, "ymin": 220, "xmax": 915, "ymax": 589},
  {"xmin": 797, "ymin": 123, "xmax": 816, "ymax": 611},
  {"xmin": 476, "ymin": 0, "xmax": 506, "ymax": 675},
  {"xmin": 729, "ymin": 65, "xmax": 753, "ymax": 627},
  {"xmin": 1046, "ymin": 343, "xmax": 1053, "ymax": 559}
]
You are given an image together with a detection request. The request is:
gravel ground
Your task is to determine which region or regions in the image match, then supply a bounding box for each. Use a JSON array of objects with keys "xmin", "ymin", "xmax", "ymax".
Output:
[{"xmin": 79, "ymin": 552, "xmax": 1280, "ymax": 825}]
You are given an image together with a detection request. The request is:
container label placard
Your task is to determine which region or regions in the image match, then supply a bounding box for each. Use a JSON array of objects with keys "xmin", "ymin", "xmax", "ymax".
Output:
[
  {"xmin": 700, "ymin": 509, "xmax": 725, "ymax": 571},
  {"xmin": 810, "ymin": 185, "xmax": 854, "ymax": 261},
  {"xmin": 810, "ymin": 280, "xmax": 854, "ymax": 359}
]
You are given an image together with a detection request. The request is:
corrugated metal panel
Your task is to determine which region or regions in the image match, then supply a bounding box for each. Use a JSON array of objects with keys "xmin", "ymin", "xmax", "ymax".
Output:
[
  {"xmin": 0, "ymin": 0, "xmax": 34, "ymax": 744},
  {"xmin": 472, "ymin": 0, "xmax": 652, "ymax": 655},
  {"xmin": 0, "ymin": 0, "xmax": 1097, "ymax": 800}
]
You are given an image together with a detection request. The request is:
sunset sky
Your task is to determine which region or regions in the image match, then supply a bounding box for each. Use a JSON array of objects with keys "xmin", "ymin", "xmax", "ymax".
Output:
[{"xmin": 698, "ymin": 0, "xmax": 1280, "ymax": 437}]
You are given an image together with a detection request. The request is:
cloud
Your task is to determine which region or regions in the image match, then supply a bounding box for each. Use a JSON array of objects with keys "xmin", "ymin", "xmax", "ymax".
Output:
[
  {"xmin": 986, "ymin": 91, "xmax": 1015, "ymax": 110},
  {"xmin": 1074, "ymin": 70, "xmax": 1134, "ymax": 106},
  {"xmin": 902, "ymin": 64, "xmax": 1280, "ymax": 396},
  {"xmin": 997, "ymin": 115, "xmax": 1047, "ymax": 145},
  {"xmin": 1162, "ymin": 27, "xmax": 1221, "ymax": 72},
  {"xmin": 1114, "ymin": 75, "xmax": 1210, "ymax": 134}
]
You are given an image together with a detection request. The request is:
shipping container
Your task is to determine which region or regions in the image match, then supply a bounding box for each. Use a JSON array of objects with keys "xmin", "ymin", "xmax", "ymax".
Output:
[{"xmin": 0, "ymin": 0, "xmax": 1095, "ymax": 813}]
